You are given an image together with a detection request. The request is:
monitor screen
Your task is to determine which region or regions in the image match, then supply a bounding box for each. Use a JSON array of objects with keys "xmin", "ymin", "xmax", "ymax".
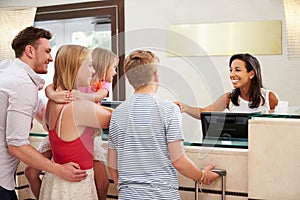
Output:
[
  {"xmin": 101, "ymin": 101, "xmax": 122, "ymax": 109},
  {"xmin": 101, "ymin": 101, "xmax": 122, "ymax": 134},
  {"xmin": 201, "ymin": 112, "xmax": 252, "ymax": 140}
]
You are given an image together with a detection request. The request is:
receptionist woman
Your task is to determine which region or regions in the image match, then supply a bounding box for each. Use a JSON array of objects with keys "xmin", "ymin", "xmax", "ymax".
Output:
[{"xmin": 176, "ymin": 53, "xmax": 279, "ymax": 119}]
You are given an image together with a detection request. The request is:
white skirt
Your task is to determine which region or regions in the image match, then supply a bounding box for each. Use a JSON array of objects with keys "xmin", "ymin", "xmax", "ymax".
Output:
[
  {"xmin": 39, "ymin": 168, "xmax": 98, "ymax": 200},
  {"xmin": 94, "ymin": 136, "xmax": 107, "ymax": 163}
]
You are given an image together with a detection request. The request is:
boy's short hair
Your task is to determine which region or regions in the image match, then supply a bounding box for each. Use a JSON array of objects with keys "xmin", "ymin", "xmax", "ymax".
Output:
[{"xmin": 123, "ymin": 50, "xmax": 159, "ymax": 89}]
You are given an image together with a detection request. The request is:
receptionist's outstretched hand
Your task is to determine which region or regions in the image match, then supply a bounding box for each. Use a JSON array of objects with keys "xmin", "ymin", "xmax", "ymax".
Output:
[{"xmin": 174, "ymin": 101, "xmax": 186, "ymax": 113}]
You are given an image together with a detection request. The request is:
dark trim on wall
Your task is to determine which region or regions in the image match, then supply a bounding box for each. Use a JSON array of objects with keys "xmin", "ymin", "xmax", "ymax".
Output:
[{"xmin": 35, "ymin": 0, "xmax": 125, "ymax": 101}]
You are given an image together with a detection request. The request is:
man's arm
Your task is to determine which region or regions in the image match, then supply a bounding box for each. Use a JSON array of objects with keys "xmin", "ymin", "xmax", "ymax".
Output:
[
  {"xmin": 8, "ymin": 84, "xmax": 87, "ymax": 182},
  {"xmin": 8, "ymin": 144, "xmax": 87, "ymax": 182}
]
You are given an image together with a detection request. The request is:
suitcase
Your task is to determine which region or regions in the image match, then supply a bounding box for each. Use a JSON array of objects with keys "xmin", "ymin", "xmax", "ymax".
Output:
[{"xmin": 195, "ymin": 169, "xmax": 226, "ymax": 200}]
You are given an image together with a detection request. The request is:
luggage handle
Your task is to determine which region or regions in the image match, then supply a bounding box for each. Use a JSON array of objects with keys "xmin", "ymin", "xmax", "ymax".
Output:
[{"xmin": 195, "ymin": 169, "xmax": 226, "ymax": 200}]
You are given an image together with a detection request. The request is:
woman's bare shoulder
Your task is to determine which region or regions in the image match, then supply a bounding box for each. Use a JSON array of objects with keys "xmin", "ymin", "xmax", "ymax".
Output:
[{"xmin": 225, "ymin": 92, "xmax": 231, "ymax": 98}]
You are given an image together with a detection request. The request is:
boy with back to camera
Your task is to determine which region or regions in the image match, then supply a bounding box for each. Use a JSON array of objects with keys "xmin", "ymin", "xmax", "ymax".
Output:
[{"xmin": 108, "ymin": 50, "xmax": 220, "ymax": 200}]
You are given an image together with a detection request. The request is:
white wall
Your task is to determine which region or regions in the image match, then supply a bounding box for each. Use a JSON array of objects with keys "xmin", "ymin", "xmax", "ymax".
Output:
[
  {"xmin": 138, "ymin": 0, "xmax": 299, "ymax": 106},
  {"xmin": 124, "ymin": 0, "xmax": 300, "ymax": 142},
  {"xmin": 124, "ymin": 0, "xmax": 300, "ymax": 105},
  {"xmin": 1, "ymin": 0, "xmax": 300, "ymax": 142}
]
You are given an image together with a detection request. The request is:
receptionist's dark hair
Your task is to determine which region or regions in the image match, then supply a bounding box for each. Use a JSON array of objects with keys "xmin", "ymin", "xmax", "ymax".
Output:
[{"xmin": 230, "ymin": 53, "xmax": 265, "ymax": 108}]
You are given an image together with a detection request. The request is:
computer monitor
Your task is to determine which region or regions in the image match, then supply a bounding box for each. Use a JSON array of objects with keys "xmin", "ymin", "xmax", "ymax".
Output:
[
  {"xmin": 200, "ymin": 112, "xmax": 252, "ymax": 140},
  {"xmin": 101, "ymin": 101, "xmax": 122, "ymax": 109},
  {"xmin": 101, "ymin": 101, "xmax": 122, "ymax": 134}
]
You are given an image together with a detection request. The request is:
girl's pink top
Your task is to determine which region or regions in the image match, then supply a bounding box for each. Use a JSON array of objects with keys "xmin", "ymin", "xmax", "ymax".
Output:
[{"xmin": 79, "ymin": 81, "xmax": 111, "ymax": 103}]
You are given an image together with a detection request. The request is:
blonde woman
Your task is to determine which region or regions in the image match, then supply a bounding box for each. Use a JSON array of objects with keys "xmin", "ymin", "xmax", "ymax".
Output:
[
  {"xmin": 39, "ymin": 45, "xmax": 111, "ymax": 199},
  {"xmin": 25, "ymin": 47, "xmax": 118, "ymax": 200}
]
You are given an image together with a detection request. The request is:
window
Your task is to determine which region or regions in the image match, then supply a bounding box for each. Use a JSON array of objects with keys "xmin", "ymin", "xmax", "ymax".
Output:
[{"xmin": 35, "ymin": 0, "xmax": 125, "ymax": 101}]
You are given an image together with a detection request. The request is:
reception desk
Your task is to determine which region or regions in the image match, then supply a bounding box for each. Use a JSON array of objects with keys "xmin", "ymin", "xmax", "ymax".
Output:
[
  {"xmin": 16, "ymin": 113, "xmax": 300, "ymax": 200},
  {"xmin": 103, "ymin": 113, "xmax": 300, "ymax": 200}
]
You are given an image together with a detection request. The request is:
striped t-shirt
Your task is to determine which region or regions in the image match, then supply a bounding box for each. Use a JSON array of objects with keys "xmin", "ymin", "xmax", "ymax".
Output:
[{"xmin": 109, "ymin": 94, "xmax": 184, "ymax": 200}]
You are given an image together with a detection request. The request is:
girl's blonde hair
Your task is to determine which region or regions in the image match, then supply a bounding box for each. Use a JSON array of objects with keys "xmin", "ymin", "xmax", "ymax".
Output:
[
  {"xmin": 53, "ymin": 45, "xmax": 90, "ymax": 90},
  {"xmin": 91, "ymin": 47, "xmax": 119, "ymax": 81},
  {"xmin": 123, "ymin": 50, "xmax": 159, "ymax": 89}
]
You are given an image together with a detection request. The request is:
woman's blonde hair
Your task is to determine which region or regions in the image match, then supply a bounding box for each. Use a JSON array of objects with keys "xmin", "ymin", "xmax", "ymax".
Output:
[
  {"xmin": 53, "ymin": 45, "xmax": 90, "ymax": 90},
  {"xmin": 123, "ymin": 50, "xmax": 159, "ymax": 89},
  {"xmin": 91, "ymin": 47, "xmax": 119, "ymax": 81}
]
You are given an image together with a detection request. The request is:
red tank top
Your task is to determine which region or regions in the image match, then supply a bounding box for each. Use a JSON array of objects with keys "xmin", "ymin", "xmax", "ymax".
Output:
[{"xmin": 48, "ymin": 105, "xmax": 95, "ymax": 170}]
